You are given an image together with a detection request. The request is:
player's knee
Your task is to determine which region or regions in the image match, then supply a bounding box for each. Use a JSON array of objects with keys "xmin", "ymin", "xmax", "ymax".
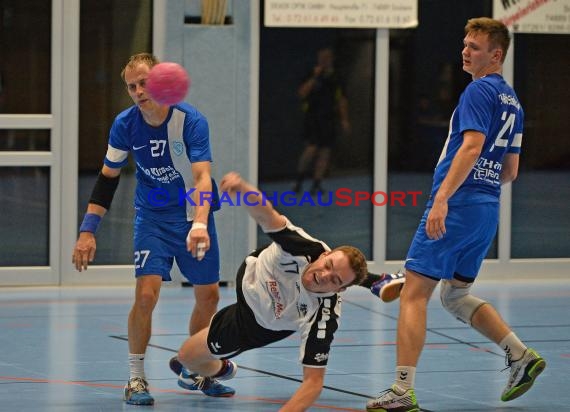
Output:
[
  {"xmin": 197, "ymin": 294, "xmax": 219, "ymax": 312},
  {"xmin": 440, "ymin": 280, "xmax": 487, "ymax": 325},
  {"xmin": 178, "ymin": 347, "xmax": 196, "ymax": 368},
  {"xmin": 178, "ymin": 334, "xmax": 206, "ymax": 367},
  {"xmin": 135, "ymin": 289, "xmax": 160, "ymax": 312},
  {"xmin": 195, "ymin": 286, "xmax": 220, "ymax": 309}
]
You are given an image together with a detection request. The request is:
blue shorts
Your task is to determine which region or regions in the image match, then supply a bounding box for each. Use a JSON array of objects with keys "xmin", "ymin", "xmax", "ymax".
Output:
[
  {"xmin": 404, "ymin": 202, "xmax": 498, "ymax": 280},
  {"xmin": 133, "ymin": 212, "xmax": 220, "ymax": 284}
]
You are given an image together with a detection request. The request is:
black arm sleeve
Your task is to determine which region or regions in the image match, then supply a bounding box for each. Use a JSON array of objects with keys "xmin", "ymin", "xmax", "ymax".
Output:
[{"xmin": 89, "ymin": 172, "xmax": 120, "ymax": 210}]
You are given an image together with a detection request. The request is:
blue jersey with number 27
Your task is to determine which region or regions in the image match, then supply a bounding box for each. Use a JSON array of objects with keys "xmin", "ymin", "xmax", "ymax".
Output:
[
  {"xmin": 103, "ymin": 103, "xmax": 212, "ymax": 222},
  {"xmin": 429, "ymin": 73, "xmax": 523, "ymax": 206}
]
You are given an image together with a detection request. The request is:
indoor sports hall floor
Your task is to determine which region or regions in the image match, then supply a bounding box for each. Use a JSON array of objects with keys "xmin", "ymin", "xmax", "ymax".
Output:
[{"xmin": 1, "ymin": 279, "xmax": 569, "ymax": 411}]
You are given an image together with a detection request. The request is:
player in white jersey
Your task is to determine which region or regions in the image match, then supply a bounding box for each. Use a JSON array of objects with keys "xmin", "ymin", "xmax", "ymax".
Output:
[
  {"xmin": 72, "ymin": 53, "xmax": 233, "ymax": 405},
  {"xmin": 367, "ymin": 18, "xmax": 545, "ymax": 412},
  {"xmin": 168, "ymin": 171, "xmax": 404, "ymax": 411}
]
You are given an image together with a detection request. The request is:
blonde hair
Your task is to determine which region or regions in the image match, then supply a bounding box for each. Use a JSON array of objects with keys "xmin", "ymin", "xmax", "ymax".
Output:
[
  {"xmin": 465, "ymin": 17, "xmax": 510, "ymax": 63},
  {"xmin": 120, "ymin": 53, "xmax": 160, "ymax": 81},
  {"xmin": 333, "ymin": 245, "xmax": 368, "ymax": 287}
]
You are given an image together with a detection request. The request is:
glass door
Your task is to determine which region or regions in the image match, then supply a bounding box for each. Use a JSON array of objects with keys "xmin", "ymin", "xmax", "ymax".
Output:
[{"xmin": 0, "ymin": 0, "xmax": 62, "ymax": 285}]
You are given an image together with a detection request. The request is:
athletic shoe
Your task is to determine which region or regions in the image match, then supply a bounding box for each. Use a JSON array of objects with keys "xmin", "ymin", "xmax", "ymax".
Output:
[
  {"xmin": 123, "ymin": 376, "xmax": 154, "ymax": 405},
  {"xmin": 169, "ymin": 356, "xmax": 235, "ymax": 397},
  {"xmin": 213, "ymin": 359, "xmax": 238, "ymax": 381},
  {"xmin": 366, "ymin": 385, "xmax": 419, "ymax": 412},
  {"xmin": 371, "ymin": 272, "xmax": 405, "ymax": 303},
  {"xmin": 501, "ymin": 348, "xmax": 546, "ymax": 401}
]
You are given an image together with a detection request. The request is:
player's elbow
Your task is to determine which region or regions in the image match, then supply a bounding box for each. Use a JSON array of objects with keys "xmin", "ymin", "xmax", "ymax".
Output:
[{"xmin": 465, "ymin": 146, "xmax": 483, "ymax": 160}]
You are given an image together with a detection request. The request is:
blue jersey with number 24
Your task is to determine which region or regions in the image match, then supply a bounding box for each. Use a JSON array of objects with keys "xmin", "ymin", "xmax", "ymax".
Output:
[{"xmin": 429, "ymin": 73, "xmax": 523, "ymax": 206}]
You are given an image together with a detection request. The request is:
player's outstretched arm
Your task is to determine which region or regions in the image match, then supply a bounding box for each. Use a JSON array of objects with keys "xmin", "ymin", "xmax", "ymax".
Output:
[
  {"xmin": 186, "ymin": 161, "xmax": 212, "ymax": 260},
  {"xmin": 219, "ymin": 172, "xmax": 286, "ymax": 231},
  {"xmin": 279, "ymin": 366, "xmax": 324, "ymax": 412}
]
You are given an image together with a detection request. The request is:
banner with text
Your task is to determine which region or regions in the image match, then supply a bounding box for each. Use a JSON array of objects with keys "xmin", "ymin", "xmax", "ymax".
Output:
[
  {"xmin": 493, "ymin": 0, "xmax": 570, "ymax": 34},
  {"xmin": 264, "ymin": 0, "xmax": 418, "ymax": 28}
]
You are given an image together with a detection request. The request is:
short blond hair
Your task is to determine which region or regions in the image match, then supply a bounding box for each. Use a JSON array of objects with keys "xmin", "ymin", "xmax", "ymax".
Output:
[
  {"xmin": 465, "ymin": 17, "xmax": 510, "ymax": 63},
  {"xmin": 120, "ymin": 53, "xmax": 160, "ymax": 81}
]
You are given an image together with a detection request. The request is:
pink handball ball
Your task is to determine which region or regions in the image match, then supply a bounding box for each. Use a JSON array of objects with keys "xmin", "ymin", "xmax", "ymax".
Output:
[{"xmin": 146, "ymin": 62, "xmax": 191, "ymax": 106}]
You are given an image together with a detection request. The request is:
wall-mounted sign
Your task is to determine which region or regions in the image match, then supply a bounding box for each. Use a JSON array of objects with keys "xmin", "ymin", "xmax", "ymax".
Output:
[
  {"xmin": 264, "ymin": 0, "xmax": 418, "ymax": 28},
  {"xmin": 494, "ymin": 0, "xmax": 570, "ymax": 34}
]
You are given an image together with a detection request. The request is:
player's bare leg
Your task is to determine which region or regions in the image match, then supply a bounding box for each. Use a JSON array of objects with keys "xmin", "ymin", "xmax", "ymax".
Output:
[
  {"xmin": 124, "ymin": 275, "xmax": 162, "ymax": 405},
  {"xmin": 190, "ymin": 283, "xmax": 219, "ymax": 335}
]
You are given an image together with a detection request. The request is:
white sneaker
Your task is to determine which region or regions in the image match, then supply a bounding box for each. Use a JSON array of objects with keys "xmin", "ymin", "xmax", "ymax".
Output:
[
  {"xmin": 366, "ymin": 385, "xmax": 420, "ymax": 412},
  {"xmin": 501, "ymin": 348, "xmax": 546, "ymax": 401}
]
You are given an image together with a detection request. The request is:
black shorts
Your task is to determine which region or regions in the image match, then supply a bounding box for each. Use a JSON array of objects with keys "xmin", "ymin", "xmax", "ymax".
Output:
[
  {"xmin": 207, "ymin": 250, "xmax": 295, "ymax": 359},
  {"xmin": 303, "ymin": 116, "xmax": 336, "ymax": 148}
]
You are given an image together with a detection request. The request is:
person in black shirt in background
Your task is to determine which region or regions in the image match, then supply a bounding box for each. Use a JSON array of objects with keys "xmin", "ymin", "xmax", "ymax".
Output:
[{"xmin": 293, "ymin": 47, "xmax": 351, "ymax": 195}]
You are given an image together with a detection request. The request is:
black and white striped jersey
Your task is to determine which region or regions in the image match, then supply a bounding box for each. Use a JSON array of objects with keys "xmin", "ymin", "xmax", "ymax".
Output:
[{"xmin": 241, "ymin": 218, "xmax": 342, "ymax": 367}]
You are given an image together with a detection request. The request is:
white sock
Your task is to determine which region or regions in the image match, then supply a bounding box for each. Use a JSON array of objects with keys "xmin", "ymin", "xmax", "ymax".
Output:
[
  {"xmin": 129, "ymin": 353, "xmax": 146, "ymax": 379},
  {"xmin": 499, "ymin": 332, "xmax": 527, "ymax": 363},
  {"xmin": 394, "ymin": 366, "xmax": 416, "ymax": 393}
]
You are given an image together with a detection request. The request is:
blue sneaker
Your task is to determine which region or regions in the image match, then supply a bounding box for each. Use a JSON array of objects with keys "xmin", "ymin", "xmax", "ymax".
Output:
[
  {"xmin": 371, "ymin": 272, "xmax": 405, "ymax": 303},
  {"xmin": 169, "ymin": 356, "xmax": 235, "ymax": 397},
  {"xmin": 123, "ymin": 377, "xmax": 154, "ymax": 405}
]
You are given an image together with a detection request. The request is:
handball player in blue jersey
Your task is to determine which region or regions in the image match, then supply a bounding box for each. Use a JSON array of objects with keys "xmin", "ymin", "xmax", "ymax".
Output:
[
  {"xmin": 72, "ymin": 53, "xmax": 233, "ymax": 405},
  {"xmin": 367, "ymin": 18, "xmax": 545, "ymax": 412}
]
